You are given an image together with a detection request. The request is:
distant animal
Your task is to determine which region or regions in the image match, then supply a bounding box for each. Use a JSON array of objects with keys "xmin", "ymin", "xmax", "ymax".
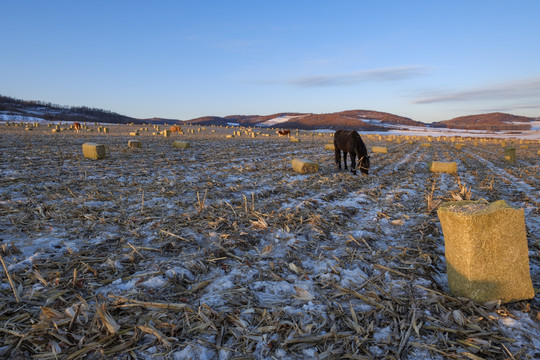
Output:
[
  {"xmin": 277, "ymin": 130, "xmax": 290, "ymax": 136},
  {"xmin": 334, "ymin": 130, "xmax": 370, "ymax": 175},
  {"xmin": 72, "ymin": 122, "xmax": 81, "ymax": 133},
  {"xmin": 169, "ymin": 125, "xmax": 182, "ymax": 133}
]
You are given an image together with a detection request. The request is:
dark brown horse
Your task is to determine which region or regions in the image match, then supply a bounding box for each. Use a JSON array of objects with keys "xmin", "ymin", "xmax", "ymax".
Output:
[{"xmin": 334, "ymin": 130, "xmax": 370, "ymax": 175}]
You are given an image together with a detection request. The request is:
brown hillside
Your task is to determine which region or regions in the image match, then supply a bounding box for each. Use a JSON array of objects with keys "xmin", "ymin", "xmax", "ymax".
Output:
[{"xmin": 433, "ymin": 112, "xmax": 533, "ymax": 131}]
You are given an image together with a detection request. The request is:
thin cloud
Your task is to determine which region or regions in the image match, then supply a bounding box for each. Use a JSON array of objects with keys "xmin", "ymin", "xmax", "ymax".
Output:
[
  {"xmin": 287, "ymin": 66, "xmax": 428, "ymax": 87},
  {"xmin": 414, "ymin": 78, "xmax": 540, "ymax": 104}
]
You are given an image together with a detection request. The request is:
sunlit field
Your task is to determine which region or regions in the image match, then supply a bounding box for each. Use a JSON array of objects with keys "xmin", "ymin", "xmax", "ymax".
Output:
[{"xmin": 1, "ymin": 123, "xmax": 539, "ymax": 359}]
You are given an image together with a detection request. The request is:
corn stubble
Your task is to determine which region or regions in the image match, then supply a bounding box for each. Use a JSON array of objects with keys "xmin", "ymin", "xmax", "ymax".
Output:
[{"xmin": 0, "ymin": 124, "xmax": 538, "ymax": 359}]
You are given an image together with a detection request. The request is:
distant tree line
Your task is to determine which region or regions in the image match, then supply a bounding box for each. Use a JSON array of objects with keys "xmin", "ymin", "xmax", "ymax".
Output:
[{"xmin": 0, "ymin": 94, "xmax": 138, "ymax": 124}]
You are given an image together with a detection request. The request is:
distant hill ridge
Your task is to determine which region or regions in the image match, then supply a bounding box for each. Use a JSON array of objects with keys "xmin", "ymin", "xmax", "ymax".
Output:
[
  {"xmin": 1, "ymin": 94, "xmax": 537, "ymax": 131},
  {"xmin": 181, "ymin": 110, "xmax": 422, "ymax": 131},
  {"xmin": 432, "ymin": 112, "xmax": 535, "ymax": 131}
]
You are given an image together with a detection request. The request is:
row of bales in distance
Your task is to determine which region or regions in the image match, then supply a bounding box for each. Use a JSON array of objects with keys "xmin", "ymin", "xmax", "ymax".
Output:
[{"xmin": 4, "ymin": 120, "xmax": 539, "ymax": 172}]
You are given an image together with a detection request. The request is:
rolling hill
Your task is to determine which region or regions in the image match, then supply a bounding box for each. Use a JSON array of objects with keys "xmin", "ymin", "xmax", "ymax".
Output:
[
  {"xmin": 431, "ymin": 112, "xmax": 535, "ymax": 131},
  {"xmin": 2, "ymin": 94, "xmax": 538, "ymax": 132},
  {"xmin": 179, "ymin": 110, "xmax": 422, "ymax": 131}
]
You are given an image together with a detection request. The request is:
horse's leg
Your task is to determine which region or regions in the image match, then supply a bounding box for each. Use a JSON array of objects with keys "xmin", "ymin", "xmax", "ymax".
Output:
[
  {"xmin": 335, "ymin": 148, "xmax": 341, "ymax": 169},
  {"xmin": 351, "ymin": 153, "xmax": 357, "ymax": 175},
  {"xmin": 343, "ymin": 152, "xmax": 348, "ymax": 170}
]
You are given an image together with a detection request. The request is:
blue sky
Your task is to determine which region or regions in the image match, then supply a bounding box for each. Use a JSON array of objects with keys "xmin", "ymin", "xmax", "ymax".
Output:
[{"xmin": 1, "ymin": 1, "xmax": 539, "ymax": 123}]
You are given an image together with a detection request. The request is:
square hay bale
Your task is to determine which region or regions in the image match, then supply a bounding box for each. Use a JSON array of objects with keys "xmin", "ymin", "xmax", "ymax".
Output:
[
  {"xmin": 82, "ymin": 143, "xmax": 106, "ymax": 160},
  {"xmin": 455, "ymin": 143, "xmax": 465, "ymax": 150},
  {"xmin": 128, "ymin": 140, "xmax": 142, "ymax": 148},
  {"xmin": 324, "ymin": 143, "xmax": 335, "ymax": 150},
  {"xmin": 504, "ymin": 147, "xmax": 516, "ymax": 163},
  {"xmin": 130, "ymin": 132, "xmax": 139, "ymax": 136},
  {"xmin": 52, "ymin": 129, "xmax": 60, "ymax": 133},
  {"xmin": 429, "ymin": 161, "xmax": 457, "ymax": 173},
  {"xmin": 163, "ymin": 130, "xmax": 170, "ymax": 137},
  {"xmin": 372, "ymin": 146, "xmax": 388, "ymax": 154},
  {"xmin": 290, "ymin": 137, "xmax": 300, "ymax": 143},
  {"xmin": 291, "ymin": 158, "xmax": 319, "ymax": 174},
  {"xmin": 103, "ymin": 127, "xmax": 109, "ymax": 133},
  {"xmin": 173, "ymin": 141, "xmax": 191, "ymax": 149},
  {"xmin": 437, "ymin": 200, "xmax": 534, "ymax": 303},
  {"xmin": 226, "ymin": 135, "xmax": 234, "ymax": 138},
  {"xmin": 421, "ymin": 142, "xmax": 431, "ymax": 147}
]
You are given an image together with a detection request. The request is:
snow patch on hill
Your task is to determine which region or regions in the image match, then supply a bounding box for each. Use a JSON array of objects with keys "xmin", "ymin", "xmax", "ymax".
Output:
[{"xmin": 256, "ymin": 115, "xmax": 303, "ymax": 127}]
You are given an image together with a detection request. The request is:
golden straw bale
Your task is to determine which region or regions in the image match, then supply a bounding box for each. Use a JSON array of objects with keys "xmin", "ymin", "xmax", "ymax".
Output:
[
  {"xmin": 437, "ymin": 200, "xmax": 534, "ymax": 303},
  {"xmin": 372, "ymin": 146, "xmax": 388, "ymax": 154},
  {"xmin": 291, "ymin": 158, "xmax": 319, "ymax": 174},
  {"xmin": 173, "ymin": 141, "xmax": 191, "ymax": 149},
  {"xmin": 430, "ymin": 161, "xmax": 457, "ymax": 173},
  {"xmin": 504, "ymin": 147, "xmax": 516, "ymax": 163},
  {"xmin": 82, "ymin": 143, "xmax": 106, "ymax": 160},
  {"xmin": 128, "ymin": 140, "xmax": 142, "ymax": 148},
  {"xmin": 324, "ymin": 143, "xmax": 335, "ymax": 150}
]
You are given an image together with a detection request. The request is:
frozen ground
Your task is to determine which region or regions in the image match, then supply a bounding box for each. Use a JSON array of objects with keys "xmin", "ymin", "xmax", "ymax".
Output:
[{"xmin": 0, "ymin": 123, "xmax": 538, "ymax": 359}]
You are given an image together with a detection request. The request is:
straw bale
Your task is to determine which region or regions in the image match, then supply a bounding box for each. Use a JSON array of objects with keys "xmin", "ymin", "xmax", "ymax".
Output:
[
  {"xmin": 290, "ymin": 137, "xmax": 300, "ymax": 143},
  {"xmin": 173, "ymin": 141, "xmax": 191, "ymax": 149},
  {"xmin": 163, "ymin": 130, "xmax": 170, "ymax": 137},
  {"xmin": 324, "ymin": 143, "xmax": 335, "ymax": 150},
  {"xmin": 291, "ymin": 158, "xmax": 318, "ymax": 174},
  {"xmin": 429, "ymin": 161, "xmax": 457, "ymax": 173},
  {"xmin": 130, "ymin": 132, "xmax": 139, "ymax": 136},
  {"xmin": 437, "ymin": 200, "xmax": 534, "ymax": 303},
  {"xmin": 455, "ymin": 143, "xmax": 465, "ymax": 150},
  {"xmin": 504, "ymin": 147, "xmax": 516, "ymax": 163},
  {"xmin": 128, "ymin": 140, "xmax": 142, "ymax": 148},
  {"xmin": 372, "ymin": 146, "xmax": 388, "ymax": 154},
  {"xmin": 103, "ymin": 127, "xmax": 109, "ymax": 133},
  {"xmin": 82, "ymin": 142, "xmax": 106, "ymax": 160},
  {"xmin": 421, "ymin": 143, "xmax": 431, "ymax": 147}
]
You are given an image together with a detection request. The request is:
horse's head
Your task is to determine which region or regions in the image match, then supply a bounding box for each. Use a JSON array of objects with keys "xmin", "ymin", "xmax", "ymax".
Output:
[{"xmin": 359, "ymin": 155, "xmax": 370, "ymax": 175}]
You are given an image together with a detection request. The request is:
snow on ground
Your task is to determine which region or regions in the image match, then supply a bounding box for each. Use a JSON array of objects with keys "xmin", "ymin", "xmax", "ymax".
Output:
[{"xmin": 0, "ymin": 124, "xmax": 538, "ymax": 359}]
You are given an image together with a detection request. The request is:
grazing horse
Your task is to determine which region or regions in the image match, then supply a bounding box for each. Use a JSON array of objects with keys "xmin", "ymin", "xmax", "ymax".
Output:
[
  {"xmin": 169, "ymin": 125, "xmax": 182, "ymax": 133},
  {"xmin": 73, "ymin": 122, "xmax": 81, "ymax": 133},
  {"xmin": 334, "ymin": 130, "xmax": 370, "ymax": 175},
  {"xmin": 277, "ymin": 130, "xmax": 290, "ymax": 136}
]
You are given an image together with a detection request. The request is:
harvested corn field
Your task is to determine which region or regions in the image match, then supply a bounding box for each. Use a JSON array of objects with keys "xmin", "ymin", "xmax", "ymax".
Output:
[{"xmin": 1, "ymin": 123, "xmax": 539, "ymax": 359}]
